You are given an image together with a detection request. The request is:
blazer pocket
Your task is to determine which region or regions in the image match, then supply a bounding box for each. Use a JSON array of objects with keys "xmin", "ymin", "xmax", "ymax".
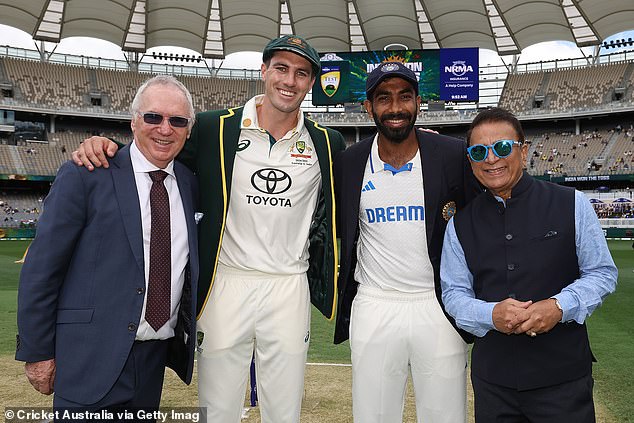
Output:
[
  {"xmin": 56, "ymin": 308, "xmax": 95, "ymax": 324},
  {"xmin": 529, "ymin": 230, "xmax": 561, "ymax": 242}
]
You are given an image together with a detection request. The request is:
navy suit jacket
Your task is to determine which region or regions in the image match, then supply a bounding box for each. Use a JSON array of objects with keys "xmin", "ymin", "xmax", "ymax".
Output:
[
  {"xmin": 16, "ymin": 144, "xmax": 199, "ymax": 405},
  {"xmin": 333, "ymin": 130, "xmax": 480, "ymax": 345}
]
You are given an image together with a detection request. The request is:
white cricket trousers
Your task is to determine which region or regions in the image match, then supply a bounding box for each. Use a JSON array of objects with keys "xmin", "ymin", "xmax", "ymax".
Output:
[
  {"xmin": 197, "ymin": 264, "xmax": 311, "ymax": 423},
  {"xmin": 350, "ymin": 285, "xmax": 468, "ymax": 423}
]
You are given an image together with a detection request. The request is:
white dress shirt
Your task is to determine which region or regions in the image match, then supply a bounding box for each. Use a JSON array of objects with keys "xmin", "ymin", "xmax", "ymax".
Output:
[{"xmin": 129, "ymin": 141, "xmax": 189, "ymax": 340}]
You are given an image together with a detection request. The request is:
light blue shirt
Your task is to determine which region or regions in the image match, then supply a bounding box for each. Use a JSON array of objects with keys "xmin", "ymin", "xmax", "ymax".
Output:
[{"xmin": 440, "ymin": 190, "xmax": 618, "ymax": 337}]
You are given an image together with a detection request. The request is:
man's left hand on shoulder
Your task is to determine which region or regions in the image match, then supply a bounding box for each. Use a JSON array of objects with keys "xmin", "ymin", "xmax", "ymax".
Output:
[{"xmin": 514, "ymin": 298, "xmax": 563, "ymax": 337}]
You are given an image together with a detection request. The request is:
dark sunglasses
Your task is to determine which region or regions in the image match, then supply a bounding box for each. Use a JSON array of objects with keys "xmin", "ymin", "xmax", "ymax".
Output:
[
  {"xmin": 140, "ymin": 112, "xmax": 190, "ymax": 128},
  {"xmin": 467, "ymin": 140, "xmax": 522, "ymax": 162}
]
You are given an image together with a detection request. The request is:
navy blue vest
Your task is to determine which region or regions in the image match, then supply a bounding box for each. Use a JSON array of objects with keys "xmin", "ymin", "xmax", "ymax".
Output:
[{"xmin": 454, "ymin": 173, "xmax": 592, "ymax": 390}]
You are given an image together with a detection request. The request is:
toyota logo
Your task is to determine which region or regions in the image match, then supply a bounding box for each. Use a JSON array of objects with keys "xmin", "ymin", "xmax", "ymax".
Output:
[{"xmin": 251, "ymin": 168, "xmax": 292, "ymax": 194}]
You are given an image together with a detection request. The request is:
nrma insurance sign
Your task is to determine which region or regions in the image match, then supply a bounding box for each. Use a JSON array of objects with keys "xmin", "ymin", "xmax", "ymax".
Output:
[{"xmin": 439, "ymin": 48, "xmax": 479, "ymax": 102}]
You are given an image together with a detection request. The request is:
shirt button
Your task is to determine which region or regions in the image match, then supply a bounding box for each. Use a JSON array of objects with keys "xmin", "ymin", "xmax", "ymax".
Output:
[
  {"xmin": 128, "ymin": 323, "xmax": 136, "ymax": 331},
  {"xmin": 505, "ymin": 234, "xmax": 513, "ymax": 241},
  {"xmin": 507, "ymin": 264, "xmax": 515, "ymax": 271},
  {"xmin": 137, "ymin": 287, "xmax": 145, "ymax": 295}
]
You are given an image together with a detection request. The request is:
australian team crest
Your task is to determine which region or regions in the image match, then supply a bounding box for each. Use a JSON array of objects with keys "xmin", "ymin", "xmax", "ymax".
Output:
[
  {"xmin": 442, "ymin": 201, "xmax": 457, "ymax": 221},
  {"xmin": 289, "ymin": 140, "xmax": 313, "ymax": 163},
  {"xmin": 320, "ymin": 66, "xmax": 341, "ymax": 98}
]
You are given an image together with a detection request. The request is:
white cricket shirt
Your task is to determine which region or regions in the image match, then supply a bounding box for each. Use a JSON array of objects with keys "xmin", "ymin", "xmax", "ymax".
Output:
[
  {"xmin": 354, "ymin": 136, "xmax": 435, "ymax": 292},
  {"xmin": 218, "ymin": 95, "xmax": 321, "ymax": 275}
]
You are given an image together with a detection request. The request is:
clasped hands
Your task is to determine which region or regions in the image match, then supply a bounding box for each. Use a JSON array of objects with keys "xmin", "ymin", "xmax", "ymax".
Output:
[{"xmin": 492, "ymin": 298, "xmax": 563, "ymax": 337}]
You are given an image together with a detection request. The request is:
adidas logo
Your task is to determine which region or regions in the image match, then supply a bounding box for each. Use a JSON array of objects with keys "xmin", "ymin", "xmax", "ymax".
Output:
[{"xmin": 361, "ymin": 181, "xmax": 376, "ymax": 192}]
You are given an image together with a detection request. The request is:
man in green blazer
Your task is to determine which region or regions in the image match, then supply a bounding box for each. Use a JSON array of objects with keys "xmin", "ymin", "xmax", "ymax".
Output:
[{"xmin": 73, "ymin": 35, "xmax": 345, "ymax": 423}]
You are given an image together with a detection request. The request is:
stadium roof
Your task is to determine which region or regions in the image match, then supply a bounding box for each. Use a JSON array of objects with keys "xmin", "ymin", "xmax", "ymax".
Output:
[{"xmin": 0, "ymin": 0, "xmax": 633, "ymax": 58}]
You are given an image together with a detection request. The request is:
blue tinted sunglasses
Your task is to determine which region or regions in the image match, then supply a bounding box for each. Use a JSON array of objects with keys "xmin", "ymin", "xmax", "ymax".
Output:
[
  {"xmin": 467, "ymin": 140, "xmax": 522, "ymax": 162},
  {"xmin": 139, "ymin": 112, "xmax": 190, "ymax": 128}
]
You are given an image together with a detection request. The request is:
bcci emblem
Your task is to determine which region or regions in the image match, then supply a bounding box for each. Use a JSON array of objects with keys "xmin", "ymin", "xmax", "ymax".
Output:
[
  {"xmin": 381, "ymin": 62, "xmax": 400, "ymax": 72},
  {"xmin": 320, "ymin": 67, "xmax": 341, "ymax": 98},
  {"xmin": 442, "ymin": 201, "xmax": 457, "ymax": 222},
  {"xmin": 295, "ymin": 140, "xmax": 306, "ymax": 154}
]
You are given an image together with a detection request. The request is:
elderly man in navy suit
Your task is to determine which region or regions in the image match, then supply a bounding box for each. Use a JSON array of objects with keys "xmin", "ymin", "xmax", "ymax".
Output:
[{"xmin": 16, "ymin": 75, "xmax": 199, "ymax": 413}]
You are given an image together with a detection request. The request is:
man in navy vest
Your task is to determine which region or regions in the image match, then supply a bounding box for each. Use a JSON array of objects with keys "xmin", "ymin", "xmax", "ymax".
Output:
[{"xmin": 440, "ymin": 107, "xmax": 617, "ymax": 422}]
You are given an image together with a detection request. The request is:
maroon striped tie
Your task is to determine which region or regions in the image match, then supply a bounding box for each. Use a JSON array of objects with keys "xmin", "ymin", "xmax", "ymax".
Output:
[{"xmin": 145, "ymin": 170, "xmax": 171, "ymax": 331}]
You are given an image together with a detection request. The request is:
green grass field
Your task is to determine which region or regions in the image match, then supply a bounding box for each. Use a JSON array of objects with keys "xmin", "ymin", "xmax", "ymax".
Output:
[
  {"xmin": 0, "ymin": 240, "xmax": 25, "ymax": 355},
  {"xmin": 1, "ymin": 239, "xmax": 632, "ymax": 420},
  {"xmin": 586, "ymin": 240, "xmax": 634, "ymax": 421}
]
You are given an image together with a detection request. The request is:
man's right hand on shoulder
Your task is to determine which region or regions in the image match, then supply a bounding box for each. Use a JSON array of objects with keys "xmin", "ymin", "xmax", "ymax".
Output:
[
  {"xmin": 25, "ymin": 358, "xmax": 56, "ymax": 395},
  {"xmin": 72, "ymin": 136, "xmax": 119, "ymax": 170}
]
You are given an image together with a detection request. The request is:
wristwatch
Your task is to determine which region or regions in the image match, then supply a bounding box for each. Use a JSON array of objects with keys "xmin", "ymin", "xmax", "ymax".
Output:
[{"xmin": 552, "ymin": 297, "xmax": 563, "ymax": 321}]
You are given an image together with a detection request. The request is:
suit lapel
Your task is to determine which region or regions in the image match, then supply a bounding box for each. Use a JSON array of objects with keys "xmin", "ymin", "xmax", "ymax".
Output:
[
  {"xmin": 174, "ymin": 162, "xmax": 197, "ymax": 341},
  {"xmin": 111, "ymin": 145, "xmax": 144, "ymax": 274},
  {"xmin": 174, "ymin": 164, "xmax": 197, "ymax": 270},
  {"xmin": 418, "ymin": 131, "xmax": 440, "ymax": 248}
]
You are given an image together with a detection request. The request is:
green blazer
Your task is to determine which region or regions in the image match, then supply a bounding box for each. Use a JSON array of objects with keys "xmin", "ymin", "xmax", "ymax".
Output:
[{"xmin": 177, "ymin": 107, "xmax": 346, "ymax": 321}]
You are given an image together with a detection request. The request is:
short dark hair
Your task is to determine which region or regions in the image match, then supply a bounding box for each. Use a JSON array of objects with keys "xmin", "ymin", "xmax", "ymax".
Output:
[{"xmin": 466, "ymin": 107, "xmax": 525, "ymax": 146}]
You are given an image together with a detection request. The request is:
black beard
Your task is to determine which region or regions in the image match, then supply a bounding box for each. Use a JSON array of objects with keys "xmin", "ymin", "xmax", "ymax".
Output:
[{"xmin": 372, "ymin": 111, "xmax": 416, "ymax": 143}]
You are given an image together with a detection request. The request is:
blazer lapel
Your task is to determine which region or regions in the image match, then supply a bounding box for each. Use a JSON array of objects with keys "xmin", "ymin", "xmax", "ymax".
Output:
[
  {"xmin": 174, "ymin": 164, "xmax": 197, "ymax": 271},
  {"xmin": 345, "ymin": 138, "xmax": 372, "ymax": 258},
  {"xmin": 418, "ymin": 131, "xmax": 440, "ymax": 248},
  {"xmin": 174, "ymin": 163, "xmax": 197, "ymax": 342},
  {"xmin": 219, "ymin": 107, "xmax": 244, "ymax": 199},
  {"xmin": 306, "ymin": 120, "xmax": 328, "ymax": 186},
  {"xmin": 111, "ymin": 145, "xmax": 144, "ymax": 274}
]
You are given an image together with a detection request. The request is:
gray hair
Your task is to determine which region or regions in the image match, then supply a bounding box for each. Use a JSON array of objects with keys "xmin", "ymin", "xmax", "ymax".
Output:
[{"xmin": 130, "ymin": 75, "xmax": 196, "ymax": 128}]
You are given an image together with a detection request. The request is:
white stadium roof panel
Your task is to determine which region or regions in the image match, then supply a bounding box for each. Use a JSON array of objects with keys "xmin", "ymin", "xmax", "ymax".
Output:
[
  {"xmin": 499, "ymin": 1, "xmax": 577, "ymax": 49},
  {"xmin": 145, "ymin": 2, "xmax": 209, "ymax": 53},
  {"xmin": 580, "ymin": 0, "xmax": 634, "ymax": 37},
  {"xmin": 354, "ymin": 0, "xmax": 420, "ymax": 50},
  {"xmin": 0, "ymin": 0, "xmax": 632, "ymax": 57},
  {"xmin": 422, "ymin": 2, "xmax": 496, "ymax": 49},
  {"xmin": 430, "ymin": 11, "xmax": 493, "ymax": 42},
  {"xmin": 287, "ymin": 0, "xmax": 350, "ymax": 52},
  {"xmin": 62, "ymin": 0, "xmax": 134, "ymax": 45},
  {"xmin": 0, "ymin": 2, "xmax": 47, "ymax": 36},
  {"xmin": 219, "ymin": 0, "xmax": 280, "ymax": 58}
]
